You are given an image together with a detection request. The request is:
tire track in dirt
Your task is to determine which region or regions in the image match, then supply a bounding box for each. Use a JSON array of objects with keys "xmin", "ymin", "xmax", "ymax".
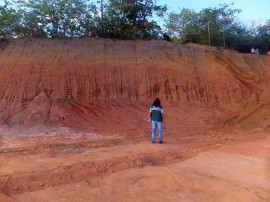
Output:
[
  {"xmin": 0, "ymin": 133, "xmax": 152, "ymax": 157},
  {"xmin": 0, "ymin": 142, "xmax": 220, "ymax": 196}
]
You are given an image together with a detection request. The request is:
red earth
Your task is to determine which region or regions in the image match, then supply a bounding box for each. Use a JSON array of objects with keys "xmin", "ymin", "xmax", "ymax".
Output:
[{"xmin": 0, "ymin": 38, "xmax": 269, "ymax": 201}]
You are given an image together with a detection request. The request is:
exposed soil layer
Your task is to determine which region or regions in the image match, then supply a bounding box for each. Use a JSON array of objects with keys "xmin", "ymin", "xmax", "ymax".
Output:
[
  {"xmin": 0, "ymin": 39, "xmax": 270, "ymax": 201},
  {"xmin": 0, "ymin": 39, "xmax": 270, "ymax": 131}
]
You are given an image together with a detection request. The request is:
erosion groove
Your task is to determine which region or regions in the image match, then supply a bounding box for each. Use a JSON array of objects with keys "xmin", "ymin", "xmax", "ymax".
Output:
[
  {"xmin": 0, "ymin": 39, "xmax": 270, "ymax": 130},
  {"xmin": 0, "ymin": 38, "xmax": 269, "ymax": 201}
]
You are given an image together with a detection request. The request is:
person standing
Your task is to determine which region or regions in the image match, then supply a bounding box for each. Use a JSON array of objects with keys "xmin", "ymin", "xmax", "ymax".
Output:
[
  {"xmin": 255, "ymin": 48, "xmax": 259, "ymax": 55},
  {"xmin": 163, "ymin": 32, "xmax": 170, "ymax": 42},
  {"xmin": 149, "ymin": 98, "xmax": 164, "ymax": 144}
]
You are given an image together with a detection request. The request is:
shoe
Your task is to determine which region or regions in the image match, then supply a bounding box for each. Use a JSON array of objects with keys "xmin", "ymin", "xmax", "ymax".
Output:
[
  {"xmin": 159, "ymin": 140, "xmax": 163, "ymax": 144},
  {"xmin": 152, "ymin": 141, "xmax": 155, "ymax": 144}
]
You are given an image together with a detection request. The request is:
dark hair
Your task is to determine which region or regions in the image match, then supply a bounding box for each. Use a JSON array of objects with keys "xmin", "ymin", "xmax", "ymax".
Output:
[{"xmin": 152, "ymin": 98, "xmax": 161, "ymax": 107}]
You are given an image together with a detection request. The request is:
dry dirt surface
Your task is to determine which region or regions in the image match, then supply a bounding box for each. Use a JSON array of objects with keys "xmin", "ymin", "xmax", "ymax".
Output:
[
  {"xmin": 0, "ymin": 130, "xmax": 269, "ymax": 201},
  {"xmin": 0, "ymin": 38, "xmax": 270, "ymax": 201}
]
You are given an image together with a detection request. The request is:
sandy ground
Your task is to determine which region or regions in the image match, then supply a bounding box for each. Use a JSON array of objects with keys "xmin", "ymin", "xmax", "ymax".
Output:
[{"xmin": 0, "ymin": 129, "xmax": 269, "ymax": 202}]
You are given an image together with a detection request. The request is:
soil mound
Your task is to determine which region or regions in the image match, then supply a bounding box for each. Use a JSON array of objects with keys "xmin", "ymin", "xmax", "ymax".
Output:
[{"xmin": 0, "ymin": 38, "xmax": 269, "ymax": 132}]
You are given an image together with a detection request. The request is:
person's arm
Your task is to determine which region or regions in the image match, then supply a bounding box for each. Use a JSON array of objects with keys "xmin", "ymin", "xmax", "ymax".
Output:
[
  {"xmin": 161, "ymin": 108, "xmax": 164, "ymax": 124},
  {"xmin": 149, "ymin": 108, "xmax": 152, "ymax": 122}
]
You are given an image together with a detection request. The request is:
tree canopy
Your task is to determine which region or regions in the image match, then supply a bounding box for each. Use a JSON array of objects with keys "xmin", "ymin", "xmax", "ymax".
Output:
[
  {"xmin": 100, "ymin": 0, "xmax": 167, "ymax": 39},
  {"xmin": 0, "ymin": 1, "xmax": 269, "ymax": 53},
  {"xmin": 164, "ymin": 3, "xmax": 269, "ymax": 53},
  {"xmin": 0, "ymin": 0, "xmax": 167, "ymax": 39}
]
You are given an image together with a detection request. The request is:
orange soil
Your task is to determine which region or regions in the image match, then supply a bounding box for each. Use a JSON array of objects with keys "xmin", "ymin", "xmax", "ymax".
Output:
[
  {"xmin": 0, "ymin": 38, "xmax": 269, "ymax": 201},
  {"xmin": 0, "ymin": 130, "xmax": 269, "ymax": 201}
]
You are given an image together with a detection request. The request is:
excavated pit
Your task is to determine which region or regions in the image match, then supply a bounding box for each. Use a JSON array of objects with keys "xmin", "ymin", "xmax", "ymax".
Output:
[{"xmin": 0, "ymin": 38, "xmax": 269, "ymax": 201}]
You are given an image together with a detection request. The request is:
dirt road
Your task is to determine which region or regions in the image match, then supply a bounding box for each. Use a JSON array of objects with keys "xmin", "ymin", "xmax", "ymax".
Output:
[{"xmin": 0, "ymin": 129, "xmax": 269, "ymax": 202}]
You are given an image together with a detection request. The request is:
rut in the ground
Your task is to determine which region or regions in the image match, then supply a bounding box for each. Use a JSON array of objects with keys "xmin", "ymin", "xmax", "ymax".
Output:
[{"xmin": 0, "ymin": 140, "xmax": 220, "ymax": 196}]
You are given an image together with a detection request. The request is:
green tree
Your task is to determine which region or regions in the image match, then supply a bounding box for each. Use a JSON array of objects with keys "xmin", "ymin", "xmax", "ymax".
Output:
[
  {"xmin": 197, "ymin": 4, "xmax": 241, "ymax": 46},
  {"xmin": 252, "ymin": 20, "xmax": 270, "ymax": 53},
  {"xmin": 0, "ymin": 1, "xmax": 21, "ymax": 37},
  {"xmin": 165, "ymin": 8, "xmax": 200, "ymax": 43},
  {"xmin": 214, "ymin": 3, "xmax": 241, "ymax": 47},
  {"xmin": 12, "ymin": 0, "xmax": 94, "ymax": 38},
  {"xmin": 102, "ymin": 0, "xmax": 167, "ymax": 39},
  {"xmin": 165, "ymin": 3, "xmax": 243, "ymax": 47}
]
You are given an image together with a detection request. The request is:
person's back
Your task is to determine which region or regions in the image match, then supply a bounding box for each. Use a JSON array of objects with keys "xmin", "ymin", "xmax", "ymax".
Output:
[
  {"xmin": 149, "ymin": 98, "xmax": 164, "ymax": 143},
  {"xmin": 150, "ymin": 105, "xmax": 163, "ymax": 122}
]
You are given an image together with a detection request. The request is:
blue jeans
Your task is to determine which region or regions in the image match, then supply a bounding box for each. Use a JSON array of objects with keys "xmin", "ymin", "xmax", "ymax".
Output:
[{"xmin": 152, "ymin": 121, "xmax": 163, "ymax": 142}]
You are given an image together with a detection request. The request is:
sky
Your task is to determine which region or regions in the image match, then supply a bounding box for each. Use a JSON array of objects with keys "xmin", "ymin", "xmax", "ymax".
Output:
[
  {"xmin": 159, "ymin": 0, "xmax": 269, "ymax": 26},
  {"xmin": 0, "ymin": 0, "xmax": 269, "ymax": 27}
]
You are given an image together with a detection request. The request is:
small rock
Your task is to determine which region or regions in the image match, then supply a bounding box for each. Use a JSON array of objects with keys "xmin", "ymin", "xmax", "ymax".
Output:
[{"xmin": 39, "ymin": 183, "xmax": 44, "ymax": 186}]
